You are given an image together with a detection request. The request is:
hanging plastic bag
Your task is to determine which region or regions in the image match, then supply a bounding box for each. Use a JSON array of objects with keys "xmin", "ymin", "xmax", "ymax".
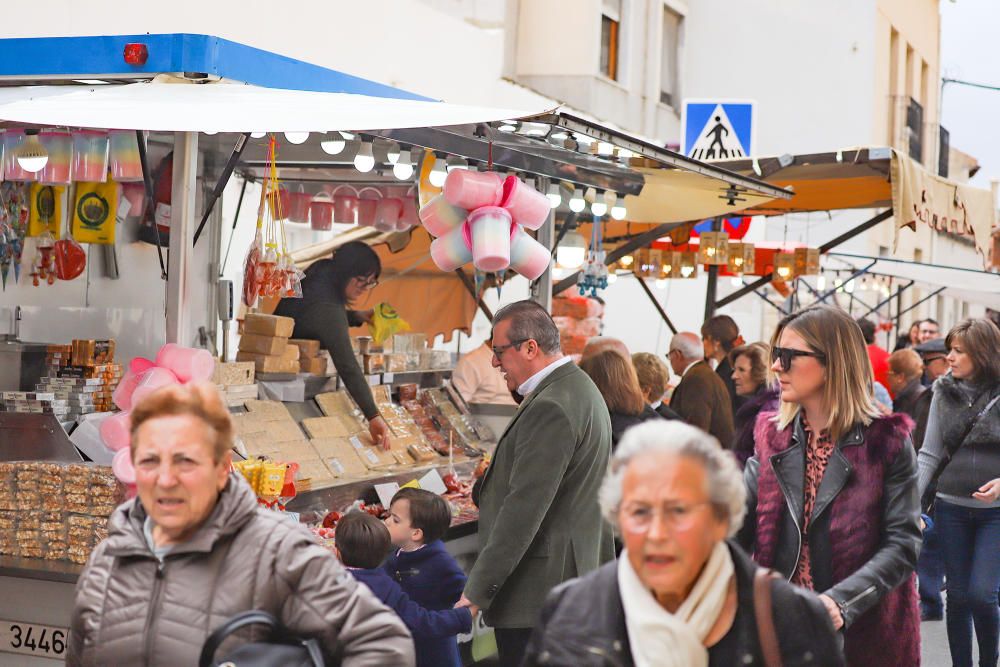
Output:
[{"xmin": 368, "ymin": 303, "xmax": 410, "ymax": 345}]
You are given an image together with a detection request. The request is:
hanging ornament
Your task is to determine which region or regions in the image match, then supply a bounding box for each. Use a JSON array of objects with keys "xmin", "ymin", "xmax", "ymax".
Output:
[{"xmin": 577, "ymin": 221, "xmax": 608, "ymax": 297}]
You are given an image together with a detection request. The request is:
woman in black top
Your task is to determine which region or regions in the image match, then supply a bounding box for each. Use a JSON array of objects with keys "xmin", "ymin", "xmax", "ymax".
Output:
[
  {"xmin": 579, "ymin": 349, "xmax": 663, "ymax": 449},
  {"xmin": 274, "ymin": 241, "xmax": 391, "ymax": 448},
  {"xmin": 701, "ymin": 315, "xmax": 745, "ymax": 414}
]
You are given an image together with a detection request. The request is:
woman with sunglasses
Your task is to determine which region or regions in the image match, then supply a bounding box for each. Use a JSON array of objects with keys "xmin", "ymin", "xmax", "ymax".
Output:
[
  {"xmin": 274, "ymin": 241, "xmax": 391, "ymax": 448},
  {"xmin": 916, "ymin": 318, "xmax": 1000, "ymax": 667},
  {"xmin": 737, "ymin": 305, "xmax": 921, "ymax": 667}
]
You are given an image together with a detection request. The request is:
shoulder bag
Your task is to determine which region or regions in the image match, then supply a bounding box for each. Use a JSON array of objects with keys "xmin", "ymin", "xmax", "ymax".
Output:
[
  {"xmin": 198, "ymin": 610, "xmax": 326, "ymax": 667},
  {"xmin": 753, "ymin": 568, "xmax": 784, "ymax": 667}
]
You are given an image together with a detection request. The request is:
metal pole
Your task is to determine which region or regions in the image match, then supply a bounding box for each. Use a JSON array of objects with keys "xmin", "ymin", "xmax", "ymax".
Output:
[
  {"xmin": 220, "ymin": 177, "xmax": 249, "ymax": 277},
  {"xmin": 634, "ymin": 275, "xmax": 678, "ymax": 334},
  {"xmin": 166, "ymin": 132, "xmax": 199, "ymax": 346},
  {"xmin": 455, "ymin": 269, "xmax": 494, "ymax": 321},
  {"xmin": 703, "ymin": 217, "xmax": 722, "ymax": 321},
  {"xmin": 532, "ymin": 202, "xmax": 555, "ymax": 312},
  {"xmin": 861, "ymin": 280, "xmax": 914, "ymax": 319},
  {"xmin": 194, "ymin": 133, "xmax": 251, "ymax": 247}
]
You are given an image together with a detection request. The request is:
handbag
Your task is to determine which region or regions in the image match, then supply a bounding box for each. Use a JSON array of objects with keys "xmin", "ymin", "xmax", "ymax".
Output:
[
  {"xmin": 198, "ymin": 610, "xmax": 326, "ymax": 667},
  {"xmin": 753, "ymin": 568, "xmax": 784, "ymax": 667}
]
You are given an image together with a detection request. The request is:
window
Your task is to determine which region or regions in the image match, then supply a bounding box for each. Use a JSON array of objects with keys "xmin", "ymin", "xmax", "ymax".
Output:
[
  {"xmin": 907, "ymin": 97, "xmax": 923, "ymax": 162},
  {"xmin": 660, "ymin": 6, "xmax": 682, "ymax": 108},
  {"xmin": 601, "ymin": 15, "xmax": 620, "ymax": 80}
]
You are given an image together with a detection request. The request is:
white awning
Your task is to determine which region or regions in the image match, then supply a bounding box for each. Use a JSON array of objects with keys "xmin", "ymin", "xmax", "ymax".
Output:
[
  {"xmin": 828, "ymin": 252, "xmax": 1000, "ymax": 310},
  {"xmin": 0, "ymin": 80, "xmax": 545, "ymax": 133}
]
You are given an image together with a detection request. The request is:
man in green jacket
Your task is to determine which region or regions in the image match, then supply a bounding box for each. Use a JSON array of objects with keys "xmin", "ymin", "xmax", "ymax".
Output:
[{"xmin": 457, "ymin": 300, "xmax": 614, "ymax": 666}]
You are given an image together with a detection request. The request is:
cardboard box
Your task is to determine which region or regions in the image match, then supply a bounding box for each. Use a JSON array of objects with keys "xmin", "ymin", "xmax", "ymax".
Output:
[
  {"xmin": 212, "ymin": 362, "xmax": 256, "ymax": 386},
  {"xmin": 236, "ymin": 344, "xmax": 300, "ymax": 374},
  {"xmin": 301, "ymin": 417, "xmax": 353, "ymax": 439},
  {"xmin": 315, "ymin": 391, "xmax": 357, "ymax": 417},
  {"xmin": 299, "ymin": 356, "xmax": 328, "ymax": 376},
  {"xmin": 238, "ymin": 333, "xmax": 288, "ymax": 357},
  {"xmin": 289, "ymin": 339, "xmax": 321, "ymax": 359},
  {"xmin": 244, "ymin": 313, "xmax": 295, "ymax": 338}
]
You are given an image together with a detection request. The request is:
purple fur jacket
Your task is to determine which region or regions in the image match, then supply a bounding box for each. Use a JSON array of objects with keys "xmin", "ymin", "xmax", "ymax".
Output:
[{"xmin": 737, "ymin": 411, "xmax": 922, "ymax": 667}]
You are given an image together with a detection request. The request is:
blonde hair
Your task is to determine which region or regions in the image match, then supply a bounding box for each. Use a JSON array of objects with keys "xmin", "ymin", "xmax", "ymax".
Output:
[
  {"xmin": 129, "ymin": 382, "xmax": 235, "ymax": 462},
  {"xmin": 632, "ymin": 352, "xmax": 670, "ymax": 401},
  {"xmin": 769, "ymin": 305, "xmax": 879, "ymax": 440},
  {"xmin": 580, "ymin": 350, "xmax": 646, "ymax": 416}
]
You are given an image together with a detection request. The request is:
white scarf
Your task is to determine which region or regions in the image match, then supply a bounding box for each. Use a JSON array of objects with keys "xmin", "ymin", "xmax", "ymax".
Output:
[{"xmin": 618, "ymin": 542, "xmax": 735, "ymax": 667}]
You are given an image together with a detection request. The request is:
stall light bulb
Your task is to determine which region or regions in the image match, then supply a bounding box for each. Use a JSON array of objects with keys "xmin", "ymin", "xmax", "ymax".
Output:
[
  {"xmin": 250, "ymin": 131, "xmax": 267, "ymax": 139},
  {"xmin": 610, "ymin": 204, "xmax": 627, "ymax": 220},
  {"xmin": 607, "ymin": 272, "xmax": 618, "ymax": 285},
  {"xmin": 393, "ymin": 149, "xmax": 413, "ymax": 180},
  {"xmin": 597, "ymin": 141, "xmax": 615, "ymax": 156},
  {"xmin": 845, "ymin": 279, "xmax": 856, "ymax": 294},
  {"xmin": 284, "ymin": 131, "xmax": 309, "ymax": 145},
  {"xmin": 321, "ymin": 131, "xmax": 347, "ymax": 155},
  {"xmin": 705, "ymin": 246, "xmax": 717, "ymax": 257},
  {"xmin": 591, "ymin": 199, "xmax": 608, "ymax": 217},
  {"xmin": 568, "ymin": 193, "xmax": 586, "ymax": 213},
  {"xmin": 498, "ymin": 120, "xmax": 518, "ymax": 132},
  {"xmin": 680, "ymin": 265, "xmax": 695, "ymax": 278},
  {"xmin": 16, "ymin": 131, "xmax": 48, "ymax": 173},
  {"xmin": 604, "ymin": 190, "xmax": 618, "ymax": 206},
  {"xmin": 817, "ymin": 276, "xmax": 827, "ymax": 291},
  {"xmin": 429, "ymin": 161, "xmax": 447, "ymax": 187},
  {"xmin": 386, "ymin": 142, "xmax": 401, "ymax": 164},
  {"xmin": 620, "ymin": 254, "xmax": 634, "ymax": 268},
  {"xmin": 733, "ymin": 256, "xmax": 744, "ymax": 267},
  {"xmin": 202, "ymin": 130, "xmax": 218, "ymax": 136},
  {"xmin": 353, "ymin": 142, "xmax": 375, "ymax": 173},
  {"xmin": 731, "ymin": 277, "xmax": 744, "ymax": 287},
  {"xmin": 655, "ymin": 278, "xmax": 667, "ymax": 290},
  {"xmin": 556, "ymin": 232, "xmax": 588, "ymax": 269},
  {"xmin": 776, "ymin": 266, "xmax": 791, "ymax": 279},
  {"xmin": 547, "ymin": 184, "xmax": 562, "ymax": 208}
]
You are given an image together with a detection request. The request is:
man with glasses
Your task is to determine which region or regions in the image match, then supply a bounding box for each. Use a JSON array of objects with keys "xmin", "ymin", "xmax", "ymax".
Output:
[
  {"xmin": 918, "ymin": 318, "xmax": 941, "ymax": 344},
  {"xmin": 457, "ymin": 300, "xmax": 613, "ymax": 666},
  {"xmin": 666, "ymin": 332, "xmax": 735, "ymax": 447}
]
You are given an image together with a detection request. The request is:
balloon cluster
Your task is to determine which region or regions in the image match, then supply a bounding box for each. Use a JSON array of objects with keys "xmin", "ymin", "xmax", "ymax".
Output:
[
  {"xmin": 99, "ymin": 344, "xmax": 216, "ymax": 497},
  {"xmin": 419, "ymin": 170, "xmax": 552, "ymax": 280}
]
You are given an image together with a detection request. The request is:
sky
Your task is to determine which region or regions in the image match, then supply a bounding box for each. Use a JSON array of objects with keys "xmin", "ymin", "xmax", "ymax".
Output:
[{"xmin": 940, "ymin": 0, "xmax": 1000, "ymax": 188}]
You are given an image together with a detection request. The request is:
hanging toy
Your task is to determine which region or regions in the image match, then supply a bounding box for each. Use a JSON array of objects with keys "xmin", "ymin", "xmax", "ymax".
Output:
[
  {"xmin": 35, "ymin": 231, "xmax": 56, "ymax": 286},
  {"xmin": 577, "ymin": 219, "xmax": 609, "ymax": 297},
  {"xmin": 418, "ymin": 168, "xmax": 551, "ymax": 280}
]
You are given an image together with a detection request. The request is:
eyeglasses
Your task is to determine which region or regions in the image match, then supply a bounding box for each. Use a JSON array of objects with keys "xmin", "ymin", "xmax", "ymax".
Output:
[
  {"xmin": 353, "ymin": 276, "xmax": 379, "ymax": 289},
  {"xmin": 620, "ymin": 501, "xmax": 711, "ymax": 533},
  {"xmin": 492, "ymin": 339, "xmax": 527, "ymax": 358},
  {"xmin": 771, "ymin": 346, "xmax": 826, "ymax": 372}
]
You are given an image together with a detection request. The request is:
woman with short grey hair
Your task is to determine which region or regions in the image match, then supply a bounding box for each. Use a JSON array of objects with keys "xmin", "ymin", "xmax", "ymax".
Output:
[{"xmin": 523, "ymin": 421, "xmax": 842, "ymax": 667}]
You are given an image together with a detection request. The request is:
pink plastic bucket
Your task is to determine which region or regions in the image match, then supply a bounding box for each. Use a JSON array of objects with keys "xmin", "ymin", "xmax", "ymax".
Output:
[
  {"xmin": 418, "ymin": 194, "xmax": 468, "ymax": 238},
  {"xmin": 374, "ymin": 198, "xmax": 403, "ymax": 232},
  {"xmin": 333, "ymin": 195, "xmax": 358, "ymax": 224},
  {"xmin": 468, "ymin": 206, "xmax": 514, "ymax": 272},
  {"xmin": 443, "ymin": 169, "xmax": 503, "ymax": 210},
  {"xmin": 288, "ymin": 190, "xmax": 312, "ymax": 223},
  {"xmin": 310, "ymin": 194, "xmax": 335, "ymax": 230},
  {"xmin": 109, "ymin": 129, "xmax": 143, "ymax": 182},
  {"xmin": 430, "ymin": 223, "xmax": 474, "ymax": 272},
  {"xmin": 121, "ymin": 182, "xmax": 146, "ymax": 218},
  {"xmin": 100, "ymin": 411, "xmax": 132, "ymax": 452},
  {"xmin": 267, "ymin": 186, "xmax": 291, "ymax": 220},
  {"xmin": 39, "ymin": 130, "xmax": 73, "ymax": 185},
  {"xmin": 72, "ymin": 130, "xmax": 110, "ymax": 182},
  {"xmin": 399, "ymin": 197, "xmax": 419, "ymax": 230},
  {"xmin": 500, "ymin": 176, "xmax": 549, "ymax": 231},
  {"xmin": 509, "ymin": 227, "xmax": 552, "ymax": 280},
  {"xmin": 3, "ymin": 130, "xmax": 34, "ymax": 182},
  {"xmin": 155, "ymin": 343, "xmax": 214, "ymax": 383},
  {"xmin": 357, "ymin": 198, "xmax": 377, "ymax": 227}
]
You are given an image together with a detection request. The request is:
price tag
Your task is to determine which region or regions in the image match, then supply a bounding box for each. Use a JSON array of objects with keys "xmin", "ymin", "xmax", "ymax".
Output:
[{"xmin": 0, "ymin": 619, "xmax": 69, "ymax": 659}]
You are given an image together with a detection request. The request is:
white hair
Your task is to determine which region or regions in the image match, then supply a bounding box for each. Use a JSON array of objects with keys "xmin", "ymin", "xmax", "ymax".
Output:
[
  {"xmin": 669, "ymin": 332, "xmax": 704, "ymax": 362},
  {"xmin": 599, "ymin": 420, "xmax": 747, "ymax": 537}
]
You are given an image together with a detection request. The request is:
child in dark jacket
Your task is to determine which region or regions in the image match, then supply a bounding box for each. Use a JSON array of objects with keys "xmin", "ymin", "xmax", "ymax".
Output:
[
  {"xmin": 335, "ymin": 510, "xmax": 472, "ymax": 659},
  {"xmin": 383, "ymin": 488, "xmax": 468, "ymax": 667}
]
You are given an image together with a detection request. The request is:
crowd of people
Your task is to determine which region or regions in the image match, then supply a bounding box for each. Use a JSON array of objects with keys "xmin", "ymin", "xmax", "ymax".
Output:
[{"xmin": 65, "ymin": 292, "xmax": 1000, "ymax": 667}]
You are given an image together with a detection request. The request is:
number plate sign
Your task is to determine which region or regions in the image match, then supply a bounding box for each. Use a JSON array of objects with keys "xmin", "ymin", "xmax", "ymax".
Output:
[{"xmin": 0, "ymin": 620, "xmax": 68, "ymax": 659}]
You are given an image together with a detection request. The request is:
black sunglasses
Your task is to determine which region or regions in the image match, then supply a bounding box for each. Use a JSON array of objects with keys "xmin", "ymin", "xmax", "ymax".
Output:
[{"xmin": 771, "ymin": 346, "xmax": 826, "ymax": 372}]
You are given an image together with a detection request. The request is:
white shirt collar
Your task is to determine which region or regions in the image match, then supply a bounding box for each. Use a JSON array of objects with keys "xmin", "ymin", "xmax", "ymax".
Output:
[
  {"xmin": 682, "ymin": 360, "xmax": 701, "ymax": 377},
  {"xmin": 517, "ymin": 356, "xmax": 573, "ymax": 397},
  {"xmin": 650, "ymin": 400, "xmax": 662, "ymax": 410}
]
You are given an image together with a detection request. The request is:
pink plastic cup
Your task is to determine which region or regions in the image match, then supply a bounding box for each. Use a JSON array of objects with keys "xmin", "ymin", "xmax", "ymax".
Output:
[
  {"xmin": 72, "ymin": 129, "xmax": 110, "ymax": 182},
  {"xmin": 509, "ymin": 226, "xmax": 553, "ymax": 280},
  {"xmin": 130, "ymin": 367, "xmax": 181, "ymax": 407},
  {"xmin": 468, "ymin": 206, "xmax": 514, "ymax": 272},
  {"xmin": 113, "ymin": 369, "xmax": 141, "ymax": 412},
  {"xmin": 39, "ymin": 130, "xmax": 73, "ymax": 185},
  {"xmin": 500, "ymin": 176, "xmax": 550, "ymax": 231},
  {"xmin": 310, "ymin": 194, "xmax": 335, "ymax": 231},
  {"xmin": 418, "ymin": 194, "xmax": 468, "ymax": 238},
  {"xmin": 443, "ymin": 169, "xmax": 503, "ymax": 210},
  {"xmin": 288, "ymin": 190, "xmax": 312, "ymax": 223},
  {"xmin": 3, "ymin": 130, "xmax": 34, "ymax": 182},
  {"xmin": 333, "ymin": 194, "xmax": 358, "ymax": 224},
  {"xmin": 400, "ymin": 197, "xmax": 419, "ymax": 228},
  {"xmin": 155, "ymin": 343, "xmax": 214, "ymax": 383},
  {"xmin": 100, "ymin": 411, "xmax": 132, "ymax": 452},
  {"xmin": 357, "ymin": 198, "xmax": 377, "ymax": 227},
  {"xmin": 109, "ymin": 129, "xmax": 143, "ymax": 182},
  {"xmin": 112, "ymin": 447, "xmax": 136, "ymax": 485},
  {"xmin": 430, "ymin": 223, "xmax": 474, "ymax": 272},
  {"xmin": 374, "ymin": 198, "xmax": 403, "ymax": 232}
]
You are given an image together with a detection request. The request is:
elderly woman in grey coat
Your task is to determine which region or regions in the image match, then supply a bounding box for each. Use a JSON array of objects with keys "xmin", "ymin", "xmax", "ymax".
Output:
[
  {"xmin": 522, "ymin": 421, "xmax": 842, "ymax": 667},
  {"xmin": 68, "ymin": 382, "xmax": 413, "ymax": 667}
]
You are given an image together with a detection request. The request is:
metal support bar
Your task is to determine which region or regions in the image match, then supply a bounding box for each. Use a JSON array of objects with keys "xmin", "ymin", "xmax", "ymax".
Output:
[
  {"xmin": 715, "ymin": 274, "xmax": 774, "ymax": 309},
  {"xmin": 220, "ymin": 177, "xmax": 249, "ymax": 277},
  {"xmin": 703, "ymin": 217, "xmax": 722, "ymax": 320},
  {"xmin": 166, "ymin": 132, "xmax": 199, "ymax": 346},
  {"xmin": 861, "ymin": 280, "xmax": 914, "ymax": 319},
  {"xmin": 634, "ymin": 276, "xmax": 678, "ymax": 334},
  {"xmin": 553, "ymin": 221, "xmax": 688, "ymax": 295},
  {"xmin": 194, "ymin": 133, "xmax": 250, "ymax": 247},
  {"xmin": 812, "ymin": 261, "xmax": 877, "ymax": 304},
  {"xmin": 552, "ymin": 212, "xmax": 577, "ymax": 255},
  {"xmin": 455, "ymin": 269, "xmax": 494, "ymax": 321},
  {"xmin": 136, "ymin": 129, "xmax": 166, "ymax": 279},
  {"xmin": 896, "ymin": 287, "xmax": 946, "ymax": 319},
  {"xmin": 743, "ymin": 280, "xmax": 788, "ymax": 314}
]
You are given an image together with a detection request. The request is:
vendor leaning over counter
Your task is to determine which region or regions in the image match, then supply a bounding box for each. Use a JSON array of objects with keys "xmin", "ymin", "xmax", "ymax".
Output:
[{"xmin": 274, "ymin": 241, "xmax": 391, "ymax": 449}]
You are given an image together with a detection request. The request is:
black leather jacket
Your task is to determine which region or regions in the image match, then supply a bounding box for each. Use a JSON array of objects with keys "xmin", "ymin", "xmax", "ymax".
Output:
[
  {"xmin": 522, "ymin": 541, "xmax": 843, "ymax": 667},
  {"xmin": 737, "ymin": 417, "xmax": 921, "ymax": 628}
]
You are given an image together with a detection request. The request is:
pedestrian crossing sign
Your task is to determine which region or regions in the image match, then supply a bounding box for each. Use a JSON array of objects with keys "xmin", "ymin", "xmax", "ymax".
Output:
[{"xmin": 681, "ymin": 100, "xmax": 755, "ymax": 161}]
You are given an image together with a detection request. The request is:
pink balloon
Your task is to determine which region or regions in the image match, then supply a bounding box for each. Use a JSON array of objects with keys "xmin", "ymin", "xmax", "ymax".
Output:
[
  {"xmin": 100, "ymin": 411, "xmax": 132, "ymax": 451},
  {"xmin": 155, "ymin": 344, "xmax": 215, "ymax": 383},
  {"xmin": 112, "ymin": 448, "xmax": 136, "ymax": 485},
  {"xmin": 131, "ymin": 367, "xmax": 180, "ymax": 407}
]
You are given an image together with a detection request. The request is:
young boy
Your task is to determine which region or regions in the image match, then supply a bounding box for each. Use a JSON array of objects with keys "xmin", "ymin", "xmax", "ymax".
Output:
[
  {"xmin": 383, "ymin": 488, "xmax": 468, "ymax": 667},
  {"xmin": 335, "ymin": 511, "xmax": 472, "ymax": 662}
]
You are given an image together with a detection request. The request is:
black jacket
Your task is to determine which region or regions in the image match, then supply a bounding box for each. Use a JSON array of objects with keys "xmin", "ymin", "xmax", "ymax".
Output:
[
  {"xmin": 654, "ymin": 402, "xmax": 682, "ymax": 421},
  {"xmin": 522, "ymin": 541, "xmax": 843, "ymax": 667},
  {"xmin": 715, "ymin": 357, "xmax": 746, "ymax": 415},
  {"xmin": 892, "ymin": 379, "xmax": 926, "ymax": 425},
  {"xmin": 609, "ymin": 406, "xmax": 663, "ymax": 449}
]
